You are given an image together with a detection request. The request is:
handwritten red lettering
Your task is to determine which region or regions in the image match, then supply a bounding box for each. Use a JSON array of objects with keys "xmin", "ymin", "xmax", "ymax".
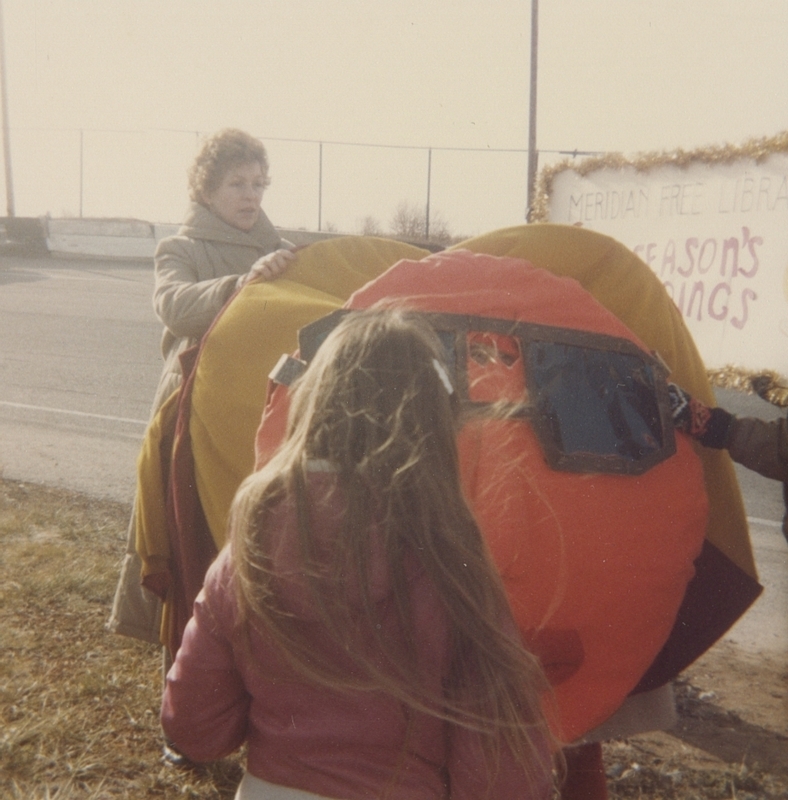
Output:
[
  {"xmin": 708, "ymin": 282, "xmax": 731, "ymax": 321},
  {"xmin": 698, "ymin": 239, "xmax": 716, "ymax": 274},
  {"xmin": 731, "ymin": 289, "xmax": 756, "ymax": 330},
  {"xmin": 687, "ymin": 281, "xmax": 705, "ymax": 321},
  {"xmin": 721, "ymin": 237, "xmax": 739, "ymax": 277},
  {"xmin": 740, "ymin": 227, "xmax": 761, "ymax": 278},
  {"xmin": 661, "ymin": 240, "xmax": 676, "ymax": 276},
  {"xmin": 633, "ymin": 229, "xmax": 763, "ymax": 331},
  {"xmin": 680, "ymin": 238, "xmax": 698, "ymax": 278},
  {"xmin": 633, "ymin": 228, "xmax": 763, "ymax": 282}
]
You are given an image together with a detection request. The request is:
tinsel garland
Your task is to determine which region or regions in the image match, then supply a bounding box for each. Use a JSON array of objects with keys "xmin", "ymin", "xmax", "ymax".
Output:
[
  {"xmin": 707, "ymin": 366, "xmax": 788, "ymax": 408},
  {"xmin": 531, "ymin": 130, "xmax": 788, "ymax": 223}
]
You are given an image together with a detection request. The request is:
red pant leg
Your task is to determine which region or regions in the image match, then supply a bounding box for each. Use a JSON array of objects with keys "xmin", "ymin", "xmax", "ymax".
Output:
[{"xmin": 561, "ymin": 742, "xmax": 608, "ymax": 800}]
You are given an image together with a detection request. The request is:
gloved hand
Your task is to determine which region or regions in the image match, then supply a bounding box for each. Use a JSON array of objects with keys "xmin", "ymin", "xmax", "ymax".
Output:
[{"xmin": 667, "ymin": 383, "xmax": 734, "ymax": 449}]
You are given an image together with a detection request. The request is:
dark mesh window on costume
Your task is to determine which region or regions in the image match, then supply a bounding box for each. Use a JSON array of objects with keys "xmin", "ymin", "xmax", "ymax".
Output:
[{"xmin": 529, "ymin": 341, "xmax": 664, "ymax": 464}]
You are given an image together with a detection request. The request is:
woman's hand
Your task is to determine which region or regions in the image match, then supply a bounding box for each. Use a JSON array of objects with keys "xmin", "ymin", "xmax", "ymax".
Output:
[{"xmin": 242, "ymin": 249, "xmax": 296, "ymax": 285}]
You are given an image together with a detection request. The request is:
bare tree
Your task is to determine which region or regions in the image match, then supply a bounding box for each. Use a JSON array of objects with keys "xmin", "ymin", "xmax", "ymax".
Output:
[
  {"xmin": 389, "ymin": 200, "xmax": 424, "ymax": 240},
  {"xmin": 388, "ymin": 200, "xmax": 456, "ymax": 245},
  {"xmin": 426, "ymin": 212, "xmax": 454, "ymax": 246},
  {"xmin": 359, "ymin": 215, "xmax": 383, "ymax": 236}
]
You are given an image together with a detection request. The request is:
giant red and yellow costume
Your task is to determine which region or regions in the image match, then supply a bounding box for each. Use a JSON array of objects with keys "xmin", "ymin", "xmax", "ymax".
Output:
[{"xmin": 135, "ymin": 224, "xmax": 761, "ymax": 745}]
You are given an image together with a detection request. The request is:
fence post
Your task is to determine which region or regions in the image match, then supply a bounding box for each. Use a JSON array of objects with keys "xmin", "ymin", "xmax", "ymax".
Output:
[
  {"xmin": 318, "ymin": 141, "xmax": 323, "ymax": 231},
  {"xmin": 0, "ymin": 0, "xmax": 15, "ymax": 217},
  {"xmin": 425, "ymin": 147, "xmax": 432, "ymax": 241},
  {"xmin": 526, "ymin": 0, "xmax": 539, "ymax": 221},
  {"xmin": 79, "ymin": 129, "xmax": 84, "ymax": 218}
]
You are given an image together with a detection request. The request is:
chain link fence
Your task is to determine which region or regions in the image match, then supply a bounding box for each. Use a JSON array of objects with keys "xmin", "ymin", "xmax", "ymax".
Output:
[{"xmin": 0, "ymin": 127, "xmax": 584, "ymax": 240}]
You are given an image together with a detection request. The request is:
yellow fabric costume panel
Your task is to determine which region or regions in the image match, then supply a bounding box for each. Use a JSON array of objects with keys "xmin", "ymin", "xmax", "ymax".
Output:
[
  {"xmin": 134, "ymin": 389, "xmax": 179, "ymax": 587},
  {"xmin": 190, "ymin": 236, "xmax": 430, "ymax": 546}
]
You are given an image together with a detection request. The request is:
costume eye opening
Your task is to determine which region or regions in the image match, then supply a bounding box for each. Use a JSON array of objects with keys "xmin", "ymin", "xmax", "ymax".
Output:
[
  {"xmin": 294, "ymin": 310, "xmax": 676, "ymax": 477},
  {"xmin": 466, "ymin": 332, "xmax": 527, "ymax": 405}
]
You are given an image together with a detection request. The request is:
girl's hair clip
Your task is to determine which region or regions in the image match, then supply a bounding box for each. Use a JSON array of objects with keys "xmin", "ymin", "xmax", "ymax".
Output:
[{"xmin": 432, "ymin": 359, "xmax": 454, "ymax": 395}]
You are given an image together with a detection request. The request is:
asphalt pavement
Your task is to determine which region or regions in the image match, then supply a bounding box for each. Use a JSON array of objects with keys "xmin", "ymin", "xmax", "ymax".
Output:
[
  {"xmin": 0, "ymin": 254, "xmax": 160, "ymax": 500},
  {"xmin": 0, "ymin": 253, "xmax": 785, "ymax": 654}
]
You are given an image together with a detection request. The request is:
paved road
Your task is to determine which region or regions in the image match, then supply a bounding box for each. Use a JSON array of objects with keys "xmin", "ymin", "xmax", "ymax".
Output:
[
  {"xmin": 0, "ymin": 254, "xmax": 160, "ymax": 500},
  {"xmin": 1, "ymin": 253, "xmax": 785, "ymax": 653}
]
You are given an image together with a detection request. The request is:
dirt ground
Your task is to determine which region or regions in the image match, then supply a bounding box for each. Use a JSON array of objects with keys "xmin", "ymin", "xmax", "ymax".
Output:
[
  {"xmin": 604, "ymin": 642, "xmax": 788, "ymax": 799},
  {"xmin": 1, "ymin": 477, "xmax": 786, "ymax": 799}
]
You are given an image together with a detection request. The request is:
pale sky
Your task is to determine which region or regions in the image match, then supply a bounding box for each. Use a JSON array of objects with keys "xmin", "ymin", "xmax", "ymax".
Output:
[{"xmin": 2, "ymin": 0, "xmax": 787, "ymax": 236}]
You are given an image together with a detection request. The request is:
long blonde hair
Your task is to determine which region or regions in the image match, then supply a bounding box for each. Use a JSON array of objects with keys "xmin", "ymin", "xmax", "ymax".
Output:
[{"xmin": 230, "ymin": 308, "xmax": 555, "ymax": 793}]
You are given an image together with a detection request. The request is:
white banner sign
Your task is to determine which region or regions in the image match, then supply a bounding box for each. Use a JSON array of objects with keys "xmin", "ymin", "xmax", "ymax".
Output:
[{"xmin": 546, "ymin": 146, "xmax": 788, "ymax": 377}]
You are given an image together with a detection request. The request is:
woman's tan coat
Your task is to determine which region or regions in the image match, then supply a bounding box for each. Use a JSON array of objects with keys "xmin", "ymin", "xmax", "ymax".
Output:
[
  {"xmin": 108, "ymin": 201, "xmax": 285, "ymax": 643},
  {"xmin": 151, "ymin": 201, "xmax": 285, "ymax": 410}
]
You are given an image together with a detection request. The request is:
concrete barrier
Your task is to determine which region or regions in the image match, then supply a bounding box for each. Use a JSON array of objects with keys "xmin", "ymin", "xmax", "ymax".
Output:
[
  {"xmin": 46, "ymin": 218, "xmax": 157, "ymax": 259},
  {"xmin": 2, "ymin": 216, "xmax": 442, "ymax": 260},
  {"xmin": 41, "ymin": 218, "xmax": 350, "ymax": 259}
]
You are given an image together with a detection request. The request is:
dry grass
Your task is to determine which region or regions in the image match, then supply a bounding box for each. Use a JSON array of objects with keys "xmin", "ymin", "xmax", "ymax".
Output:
[
  {"xmin": 2, "ymin": 477, "xmax": 786, "ymax": 799},
  {"xmin": 0, "ymin": 479, "xmax": 243, "ymax": 799}
]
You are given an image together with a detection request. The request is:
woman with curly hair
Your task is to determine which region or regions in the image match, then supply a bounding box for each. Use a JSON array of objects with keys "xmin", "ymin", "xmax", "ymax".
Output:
[
  {"xmin": 152, "ymin": 127, "xmax": 295, "ymax": 409},
  {"xmin": 109, "ymin": 128, "xmax": 294, "ymax": 645}
]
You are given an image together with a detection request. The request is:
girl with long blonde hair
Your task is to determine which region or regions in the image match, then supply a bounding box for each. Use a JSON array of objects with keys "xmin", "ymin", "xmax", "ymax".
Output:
[{"xmin": 162, "ymin": 309, "xmax": 557, "ymax": 800}]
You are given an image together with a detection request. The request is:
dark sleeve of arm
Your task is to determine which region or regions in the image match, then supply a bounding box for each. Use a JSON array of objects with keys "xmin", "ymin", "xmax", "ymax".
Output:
[
  {"xmin": 727, "ymin": 416, "xmax": 788, "ymax": 483},
  {"xmin": 669, "ymin": 383, "xmax": 788, "ymax": 482},
  {"xmin": 152, "ymin": 238, "xmax": 244, "ymax": 340},
  {"xmin": 160, "ymin": 558, "xmax": 250, "ymax": 762}
]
